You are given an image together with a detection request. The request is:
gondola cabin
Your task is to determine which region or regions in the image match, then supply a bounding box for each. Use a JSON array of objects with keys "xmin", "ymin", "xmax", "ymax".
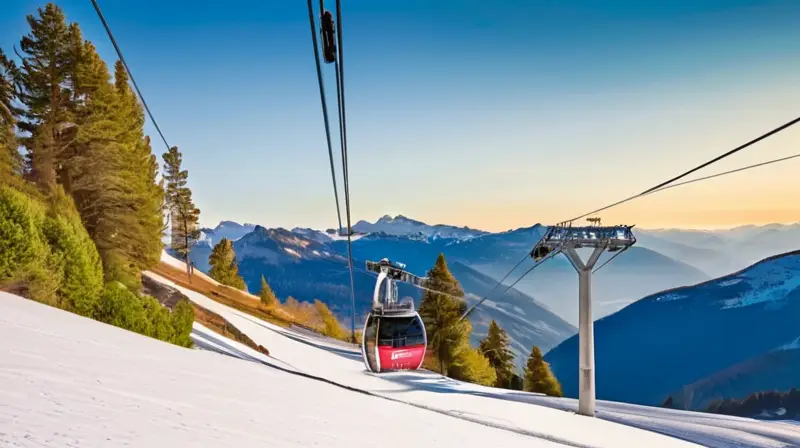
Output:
[
  {"xmin": 362, "ymin": 304, "xmax": 427, "ymax": 373},
  {"xmin": 361, "ymin": 259, "xmax": 428, "ymax": 373}
]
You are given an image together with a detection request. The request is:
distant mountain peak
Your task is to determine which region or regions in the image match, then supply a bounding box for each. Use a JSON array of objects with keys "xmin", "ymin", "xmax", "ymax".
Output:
[
  {"xmin": 217, "ymin": 220, "xmax": 244, "ymax": 228},
  {"xmin": 353, "ymin": 214, "xmax": 488, "ymax": 240}
]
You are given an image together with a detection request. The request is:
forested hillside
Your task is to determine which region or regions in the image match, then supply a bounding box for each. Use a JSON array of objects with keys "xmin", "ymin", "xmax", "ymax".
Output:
[{"xmin": 1, "ymin": 3, "xmax": 194, "ymax": 347}]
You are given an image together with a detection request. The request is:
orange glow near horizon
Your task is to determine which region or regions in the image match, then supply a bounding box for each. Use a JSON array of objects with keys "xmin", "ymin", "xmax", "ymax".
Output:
[{"xmin": 412, "ymin": 158, "xmax": 800, "ymax": 232}]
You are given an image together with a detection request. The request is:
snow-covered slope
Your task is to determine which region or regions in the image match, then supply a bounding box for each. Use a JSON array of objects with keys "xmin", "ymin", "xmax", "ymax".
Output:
[
  {"xmin": 140, "ymin": 252, "xmax": 799, "ymax": 447},
  {"xmin": 144, "ymin": 271, "xmax": 698, "ymax": 448},
  {"xmin": 145, "ymin": 268, "xmax": 800, "ymax": 448},
  {"xmin": 0, "ymin": 292, "xmax": 560, "ymax": 448}
]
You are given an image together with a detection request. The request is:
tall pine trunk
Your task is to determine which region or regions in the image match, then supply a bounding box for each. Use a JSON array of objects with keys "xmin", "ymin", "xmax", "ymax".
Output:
[{"xmin": 183, "ymin": 217, "xmax": 192, "ymax": 283}]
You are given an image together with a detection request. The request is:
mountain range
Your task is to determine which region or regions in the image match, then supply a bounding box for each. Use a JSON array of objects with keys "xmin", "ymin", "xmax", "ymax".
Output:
[
  {"xmin": 186, "ymin": 215, "xmax": 800, "ymax": 375},
  {"xmin": 544, "ymin": 250, "xmax": 800, "ymax": 411},
  {"xmin": 204, "ymin": 225, "xmax": 575, "ymax": 369}
]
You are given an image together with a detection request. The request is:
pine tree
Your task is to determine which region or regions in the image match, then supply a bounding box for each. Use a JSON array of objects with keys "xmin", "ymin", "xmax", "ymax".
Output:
[
  {"xmin": 523, "ymin": 345, "xmax": 563, "ymax": 397},
  {"xmin": 418, "ymin": 253, "xmax": 470, "ymax": 375},
  {"xmin": 479, "ymin": 319, "xmax": 516, "ymax": 388},
  {"xmin": 112, "ymin": 61, "xmax": 164, "ymax": 271},
  {"xmin": 15, "ymin": 3, "xmax": 81, "ymax": 189},
  {"xmin": 208, "ymin": 238, "xmax": 246, "ymax": 289},
  {"xmin": 0, "ymin": 49, "xmax": 22, "ymax": 181},
  {"xmin": 314, "ymin": 299, "xmax": 345, "ymax": 340},
  {"xmin": 66, "ymin": 40, "xmax": 143, "ymax": 286},
  {"xmin": 162, "ymin": 145, "xmax": 200, "ymax": 280},
  {"xmin": 258, "ymin": 275, "xmax": 277, "ymax": 308}
]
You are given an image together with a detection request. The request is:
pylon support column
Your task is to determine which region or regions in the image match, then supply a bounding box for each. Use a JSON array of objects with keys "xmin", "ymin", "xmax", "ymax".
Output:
[
  {"xmin": 563, "ymin": 246, "xmax": 604, "ymax": 417},
  {"xmin": 528, "ymin": 223, "xmax": 637, "ymax": 418}
]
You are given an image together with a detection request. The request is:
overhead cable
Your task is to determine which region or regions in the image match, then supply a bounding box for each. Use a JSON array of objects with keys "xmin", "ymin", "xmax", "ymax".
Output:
[
  {"xmin": 89, "ymin": 0, "xmax": 171, "ymax": 152},
  {"xmin": 306, "ymin": 0, "xmax": 343, "ymax": 232}
]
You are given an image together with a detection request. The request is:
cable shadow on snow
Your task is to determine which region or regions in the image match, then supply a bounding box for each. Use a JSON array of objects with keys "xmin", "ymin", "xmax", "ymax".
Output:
[
  {"xmin": 232, "ymin": 312, "xmax": 364, "ymax": 362},
  {"xmin": 190, "ymin": 328, "xmax": 303, "ymax": 373}
]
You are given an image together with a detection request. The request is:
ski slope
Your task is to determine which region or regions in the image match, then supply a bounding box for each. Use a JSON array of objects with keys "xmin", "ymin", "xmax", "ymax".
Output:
[
  {"xmin": 0, "ymin": 291, "xmax": 558, "ymax": 447},
  {"xmin": 144, "ymin": 254, "xmax": 793, "ymax": 446},
  {"xmin": 3, "ymin": 253, "xmax": 798, "ymax": 448}
]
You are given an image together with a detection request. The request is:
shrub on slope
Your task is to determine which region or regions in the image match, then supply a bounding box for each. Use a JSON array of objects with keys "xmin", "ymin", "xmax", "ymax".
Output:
[
  {"xmin": 0, "ymin": 185, "xmax": 101, "ymax": 309},
  {"xmin": 0, "ymin": 185, "xmax": 193, "ymax": 348}
]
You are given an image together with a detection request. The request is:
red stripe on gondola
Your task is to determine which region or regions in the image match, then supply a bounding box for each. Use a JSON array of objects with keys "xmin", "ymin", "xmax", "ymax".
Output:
[{"xmin": 377, "ymin": 344, "xmax": 426, "ymax": 371}]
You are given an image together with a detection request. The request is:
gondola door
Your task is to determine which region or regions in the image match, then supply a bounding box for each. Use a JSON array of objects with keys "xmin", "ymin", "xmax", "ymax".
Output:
[{"xmin": 361, "ymin": 313, "xmax": 381, "ymax": 372}]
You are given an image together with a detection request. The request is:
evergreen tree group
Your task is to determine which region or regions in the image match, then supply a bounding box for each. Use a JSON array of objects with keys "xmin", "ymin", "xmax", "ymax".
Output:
[
  {"xmin": 0, "ymin": 3, "xmax": 195, "ymax": 349},
  {"xmin": 479, "ymin": 319, "xmax": 516, "ymax": 388},
  {"xmin": 419, "ymin": 253, "xmax": 470, "ymax": 375},
  {"xmin": 258, "ymin": 275, "xmax": 278, "ymax": 308},
  {"xmin": 208, "ymin": 238, "xmax": 246, "ymax": 290},
  {"xmin": 705, "ymin": 388, "xmax": 800, "ymax": 418},
  {"xmin": 418, "ymin": 253, "xmax": 496, "ymax": 385},
  {"xmin": 523, "ymin": 345, "xmax": 563, "ymax": 397},
  {"xmin": 4, "ymin": 3, "xmax": 168, "ymax": 288}
]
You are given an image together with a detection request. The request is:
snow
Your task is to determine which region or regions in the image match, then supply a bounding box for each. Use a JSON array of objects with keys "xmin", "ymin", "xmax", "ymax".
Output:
[
  {"xmin": 720, "ymin": 257, "xmax": 800, "ymax": 310},
  {"xmin": 5, "ymin": 247, "xmax": 798, "ymax": 447},
  {"xmin": 197, "ymin": 230, "xmax": 214, "ymax": 247},
  {"xmin": 777, "ymin": 336, "xmax": 800, "ymax": 351},
  {"xmin": 142, "ymin": 272, "xmax": 726, "ymax": 447},
  {"xmin": 717, "ymin": 279, "xmax": 743, "ymax": 287},
  {"xmin": 720, "ymin": 267, "xmax": 800, "ymax": 310},
  {"xmin": 160, "ymin": 249, "xmax": 224, "ymax": 289},
  {"xmin": 161, "ymin": 248, "xmax": 191, "ymax": 271},
  {"xmin": 283, "ymin": 247, "xmax": 301, "ymax": 258},
  {"xmin": 0, "ymin": 292, "xmax": 555, "ymax": 448},
  {"xmin": 143, "ymin": 252, "xmax": 800, "ymax": 448},
  {"xmin": 656, "ymin": 293, "xmax": 687, "ymax": 302},
  {"xmin": 326, "ymin": 232, "xmax": 365, "ymax": 242}
]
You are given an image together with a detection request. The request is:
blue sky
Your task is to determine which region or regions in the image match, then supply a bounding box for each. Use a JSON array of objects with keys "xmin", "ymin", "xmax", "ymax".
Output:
[{"xmin": 2, "ymin": 0, "xmax": 799, "ymax": 231}]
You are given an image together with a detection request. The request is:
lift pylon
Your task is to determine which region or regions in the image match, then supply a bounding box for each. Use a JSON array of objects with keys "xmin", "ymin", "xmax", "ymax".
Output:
[{"xmin": 529, "ymin": 222, "xmax": 636, "ymax": 417}]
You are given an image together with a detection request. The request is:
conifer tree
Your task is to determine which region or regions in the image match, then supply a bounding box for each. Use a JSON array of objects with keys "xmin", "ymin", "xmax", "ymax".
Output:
[
  {"xmin": 208, "ymin": 238, "xmax": 246, "ymax": 289},
  {"xmin": 258, "ymin": 275, "xmax": 277, "ymax": 307},
  {"xmin": 418, "ymin": 253, "xmax": 470, "ymax": 375},
  {"xmin": 67, "ymin": 40, "xmax": 144, "ymax": 286},
  {"xmin": 112, "ymin": 61, "xmax": 164, "ymax": 270},
  {"xmin": 162, "ymin": 145, "xmax": 200, "ymax": 280},
  {"xmin": 0, "ymin": 50, "xmax": 21, "ymax": 181},
  {"xmin": 314, "ymin": 299, "xmax": 345, "ymax": 340},
  {"xmin": 523, "ymin": 345, "xmax": 563, "ymax": 397},
  {"xmin": 15, "ymin": 3, "xmax": 81, "ymax": 189},
  {"xmin": 479, "ymin": 319, "xmax": 516, "ymax": 388}
]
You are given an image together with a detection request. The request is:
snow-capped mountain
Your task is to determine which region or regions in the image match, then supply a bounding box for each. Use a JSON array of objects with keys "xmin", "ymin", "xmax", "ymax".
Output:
[
  {"xmin": 544, "ymin": 250, "xmax": 800, "ymax": 407},
  {"xmin": 351, "ymin": 214, "xmax": 488, "ymax": 240},
  {"xmin": 199, "ymin": 221, "xmax": 257, "ymax": 247}
]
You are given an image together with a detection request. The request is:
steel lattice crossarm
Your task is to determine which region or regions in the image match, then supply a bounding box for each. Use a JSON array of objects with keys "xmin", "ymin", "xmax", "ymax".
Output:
[
  {"xmin": 365, "ymin": 259, "xmax": 427, "ymax": 287},
  {"xmin": 531, "ymin": 224, "xmax": 637, "ymax": 260}
]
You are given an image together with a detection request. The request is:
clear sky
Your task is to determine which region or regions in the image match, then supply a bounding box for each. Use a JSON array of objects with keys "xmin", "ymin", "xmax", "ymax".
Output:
[{"xmin": 2, "ymin": 0, "xmax": 799, "ymax": 232}]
